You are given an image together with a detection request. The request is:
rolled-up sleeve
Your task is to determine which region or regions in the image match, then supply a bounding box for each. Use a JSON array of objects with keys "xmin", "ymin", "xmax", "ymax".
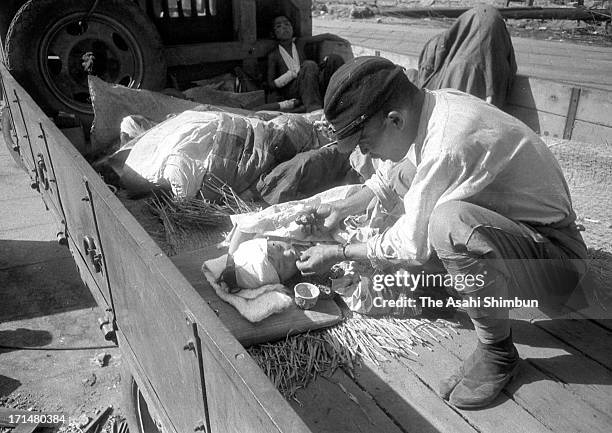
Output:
[
  {"xmin": 366, "ymin": 153, "xmax": 456, "ymax": 268},
  {"xmin": 364, "ymin": 166, "xmax": 397, "ymax": 212}
]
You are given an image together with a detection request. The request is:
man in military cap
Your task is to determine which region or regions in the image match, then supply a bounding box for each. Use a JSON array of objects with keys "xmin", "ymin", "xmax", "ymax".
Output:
[{"xmin": 296, "ymin": 56, "xmax": 588, "ymax": 409}]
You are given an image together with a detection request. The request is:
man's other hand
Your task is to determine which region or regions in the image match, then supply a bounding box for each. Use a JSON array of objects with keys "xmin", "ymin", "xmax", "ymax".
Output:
[
  {"xmin": 296, "ymin": 244, "xmax": 341, "ymax": 276},
  {"xmin": 297, "ymin": 203, "xmax": 343, "ymax": 235}
]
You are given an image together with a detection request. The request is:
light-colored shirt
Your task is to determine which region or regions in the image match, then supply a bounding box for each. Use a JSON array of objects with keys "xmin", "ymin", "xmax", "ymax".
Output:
[{"xmin": 366, "ymin": 89, "xmax": 575, "ymax": 268}]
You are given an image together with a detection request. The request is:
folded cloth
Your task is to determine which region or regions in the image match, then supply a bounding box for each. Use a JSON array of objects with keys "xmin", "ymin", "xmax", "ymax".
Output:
[
  {"xmin": 202, "ymin": 241, "xmax": 292, "ymax": 323},
  {"xmin": 228, "ymin": 184, "xmax": 364, "ymax": 244}
]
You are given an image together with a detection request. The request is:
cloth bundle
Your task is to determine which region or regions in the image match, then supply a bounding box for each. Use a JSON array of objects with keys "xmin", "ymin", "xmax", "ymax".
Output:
[{"xmin": 202, "ymin": 239, "xmax": 292, "ymax": 323}]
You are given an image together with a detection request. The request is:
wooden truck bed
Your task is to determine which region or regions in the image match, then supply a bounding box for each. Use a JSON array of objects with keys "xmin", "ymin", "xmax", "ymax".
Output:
[
  {"xmin": 170, "ymin": 247, "xmax": 342, "ymax": 347},
  {"xmin": 168, "ymin": 243, "xmax": 612, "ymax": 433}
]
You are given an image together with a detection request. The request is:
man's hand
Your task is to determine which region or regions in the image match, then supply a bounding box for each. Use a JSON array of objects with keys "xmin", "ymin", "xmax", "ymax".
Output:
[
  {"xmin": 296, "ymin": 244, "xmax": 341, "ymax": 276},
  {"xmin": 296, "ymin": 203, "xmax": 343, "ymax": 235}
]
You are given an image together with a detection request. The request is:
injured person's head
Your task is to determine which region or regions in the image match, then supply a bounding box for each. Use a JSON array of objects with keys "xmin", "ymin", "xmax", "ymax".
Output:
[{"xmin": 232, "ymin": 238, "xmax": 299, "ymax": 289}]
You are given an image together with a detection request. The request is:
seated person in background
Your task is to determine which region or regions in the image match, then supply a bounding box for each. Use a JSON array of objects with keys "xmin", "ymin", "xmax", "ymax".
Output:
[{"xmin": 267, "ymin": 15, "xmax": 346, "ymax": 112}]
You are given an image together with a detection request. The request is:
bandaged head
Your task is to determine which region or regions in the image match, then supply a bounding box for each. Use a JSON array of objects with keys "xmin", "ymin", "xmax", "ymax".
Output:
[{"xmin": 233, "ymin": 238, "xmax": 281, "ymax": 289}]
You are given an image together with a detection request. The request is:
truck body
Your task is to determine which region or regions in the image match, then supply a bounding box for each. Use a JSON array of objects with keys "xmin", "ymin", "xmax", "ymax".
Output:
[{"xmin": 2, "ymin": 2, "xmax": 612, "ymax": 433}]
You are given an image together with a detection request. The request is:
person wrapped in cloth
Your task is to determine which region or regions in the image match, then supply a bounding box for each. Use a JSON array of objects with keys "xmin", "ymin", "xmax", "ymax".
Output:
[
  {"xmin": 412, "ymin": 4, "xmax": 517, "ymax": 108},
  {"xmin": 294, "ymin": 56, "xmax": 589, "ymax": 409}
]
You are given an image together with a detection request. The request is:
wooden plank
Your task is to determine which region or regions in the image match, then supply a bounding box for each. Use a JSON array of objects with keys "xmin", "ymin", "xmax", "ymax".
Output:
[
  {"xmin": 353, "ymin": 359, "xmax": 478, "ymax": 433},
  {"xmin": 507, "ymin": 75, "xmax": 571, "ymax": 117},
  {"xmin": 508, "ymin": 76, "xmax": 612, "ymax": 138},
  {"xmin": 572, "ymin": 120, "xmax": 612, "ymax": 145},
  {"xmin": 234, "ymin": 0, "xmax": 256, "ymax": 43},
  {"xmin": 515, "ymin": 52, "xmax": 609, "ymax": 74},
  {"xmin": 95, "ymin": 217, "xmax": 210, "ymax": 433},
  {"xmin": 290, "ymin": 369, "xmax": 404, "ymax": 433},
  {"xmin": 513, "ymin": 65, "xmax": 612, "ymax": 92},
  {"xmin": 171, "ymin": 248, "xmax": 342, "ymax": 347},
  {"xmin": 0, "ymin": 63, "xmax": 112, "ymax": 306},
  {"xmin": 118, "ymin": 331, "xmax": 179, "ymax": 433},
  {"xmin": 563, "ymin": 87, "xmax": 581, "ymax": 139},
  {"xmin": 537, "ymin": 319, "xmax": 612, "ymax": 370},
  {"xmin": 509, "ymin": 318, "xmax": 612, "ymax": 417},
  {"xmin": 163, "ymin": 40, "xmax": 276, "ymax": 67},
  {"xmin": 504, "ymin": 104, "xmax": 567, "ymax": 138},
  {"xmin": 379, "ymin": 320, "xmax": 551, "ymax": 433},
  {"xmin": 200, "ymin": 344, "xmax": 309, "ymax": 433},
  {"xmin": 512, "ymin": 308, "xmax": 612, "ymax": 372},
  {"xmin": 403, "ymin": 347, "xmax": 549, "ymax": 432},
  {"xmin": 351, "ymin": 46, "xmax": 419, "ymax": 70},
  {"xmin": 576, "ymin": 87, "xmax": 612, "ymax": 128},
  {"xmin": 443, "ymin": 313, "xmax": 612, "ymax": 433}
]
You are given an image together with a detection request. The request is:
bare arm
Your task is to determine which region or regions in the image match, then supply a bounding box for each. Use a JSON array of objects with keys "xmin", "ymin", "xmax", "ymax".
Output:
[{"xmin": 333, "ymin": 185, "xmax": 376, "ymax": 221}]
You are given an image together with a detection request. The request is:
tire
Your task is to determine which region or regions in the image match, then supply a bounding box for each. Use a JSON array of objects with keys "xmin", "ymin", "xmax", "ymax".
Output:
[
  {"xmin": 4, "ymin": 0, "xmax": 166, "ymax": 123},
  {"xmin": 121, "ymin": 364, "xmax": 162, "ymax": 433}
]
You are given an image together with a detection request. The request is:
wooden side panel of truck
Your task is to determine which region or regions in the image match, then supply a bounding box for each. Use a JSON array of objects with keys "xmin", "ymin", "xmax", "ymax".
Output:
[{"xmin": 0, "ymin": 58, "xmax": 312, "ymax": 433}]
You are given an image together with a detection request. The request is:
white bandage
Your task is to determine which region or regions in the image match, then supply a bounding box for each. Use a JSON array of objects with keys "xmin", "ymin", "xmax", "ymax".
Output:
[
  {"xmin": 233, "ymin": 238, "xmax": 280, "ymax": 289},
  {"xmin": 274, "ymin": 70, "xmax": 297, "ymax": 88}
]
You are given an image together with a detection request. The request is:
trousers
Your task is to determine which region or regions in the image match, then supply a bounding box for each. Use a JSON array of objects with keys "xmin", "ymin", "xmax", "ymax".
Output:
[
  {"xmin": 426, "ymin": 201, "xmax": 588, "ymax": 343},
  {"xmin": 280, "ymin": 54, "xmax": 344, "ymax": 112}
]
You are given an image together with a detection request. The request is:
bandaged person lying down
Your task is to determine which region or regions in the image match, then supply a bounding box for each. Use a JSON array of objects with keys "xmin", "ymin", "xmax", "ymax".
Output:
[
  {"xmin": 202, "ymin": 238, "xmax": 301, "ymax": 323},
  {"xmin": 202, "ymin": 185, "xmax": 420, "ymax": 322}
]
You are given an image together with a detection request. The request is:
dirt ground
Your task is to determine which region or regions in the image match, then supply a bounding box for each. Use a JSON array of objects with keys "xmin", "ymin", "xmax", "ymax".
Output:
[
  {"xmin": 314, "ymin": 0, "xmax": 612, "ymax": 47},
  {"xmin": 0, "ymin": 143, "xmax": 124, "ymax": 433}
]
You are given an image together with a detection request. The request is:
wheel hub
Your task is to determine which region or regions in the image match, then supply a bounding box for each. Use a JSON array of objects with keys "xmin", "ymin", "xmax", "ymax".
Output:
[{"xmin": 39, "ymin": 13, "xmax": 145, "ymax": 113}]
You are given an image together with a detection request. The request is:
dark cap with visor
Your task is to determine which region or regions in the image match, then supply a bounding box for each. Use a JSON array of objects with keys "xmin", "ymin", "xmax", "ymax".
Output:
[{"xmin": 324, "ymin": 56, "xmax": 406, "ymax": 152}]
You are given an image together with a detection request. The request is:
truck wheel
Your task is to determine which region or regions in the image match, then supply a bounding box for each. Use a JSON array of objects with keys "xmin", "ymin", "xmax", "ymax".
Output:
[
  {"xmin": 4, "ymin": 0, "xmax": 166, "ymax": 123},
  {"xmin": 122, "ymin": 365, "xmax": 162, "ymax": 433}
]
